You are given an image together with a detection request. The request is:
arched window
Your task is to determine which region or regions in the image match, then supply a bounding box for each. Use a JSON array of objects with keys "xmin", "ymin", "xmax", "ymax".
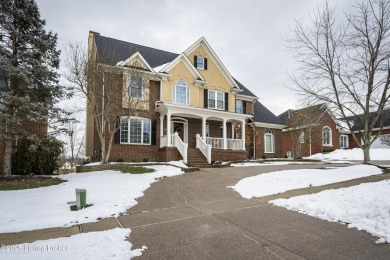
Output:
[
  {"xmin": 264, "ymin": 128, "xmax": 274, "ymax": 153},
  {"xmin": 174, "ymin": 80, "xmax": 189, "ymax": 105},
  {"xmin": 322, "ymin": 126, "xmax": 332, "ymax": 146}
]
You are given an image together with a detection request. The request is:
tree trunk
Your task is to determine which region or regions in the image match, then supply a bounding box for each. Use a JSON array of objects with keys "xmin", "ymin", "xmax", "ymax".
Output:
[
  {"xmin": 104, "ymin": 134, "xmax": 115, "ymax": 164},
  {"xmin": 3, "ymin": 140, "xmax": 12, "ymax": 177},
  {"xmin": 362, "ymin": 146, "xmax": 371, "ymax": 164}
]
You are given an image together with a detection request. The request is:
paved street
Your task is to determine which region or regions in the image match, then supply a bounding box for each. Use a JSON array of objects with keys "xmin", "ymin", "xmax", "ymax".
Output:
[{"xmin": 122, "ymin": 164, "xmax": 390, "ymax": 259}]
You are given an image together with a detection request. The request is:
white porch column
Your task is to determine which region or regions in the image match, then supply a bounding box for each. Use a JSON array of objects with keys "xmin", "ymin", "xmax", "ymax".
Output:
[
  {"xmin": 166, "ymin": 113, "xmax": 171, "ymax": 147},
  {"xmin": 241, "ymin": 120, "xmax": 246, "ymax": 150},
  {"xmin": 202, "ymin": 117, "xmax": 207, "ymax": 140},
  {"xmin": 159, "ymin": 115, "xmax": 164, "ymax": 138},
  {"xmin": 231, "ymin": 123, "xmax": 235, "ymax": 139},
  {"xmin": 223, "ymin": 119, "xmax": 227, "ymax": 150}
]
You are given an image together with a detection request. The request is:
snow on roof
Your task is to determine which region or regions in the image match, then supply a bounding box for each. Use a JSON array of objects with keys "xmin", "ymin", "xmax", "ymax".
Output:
[{"xmin": 153, "ymin": 62, "xmax": 169, "ymax": 72}]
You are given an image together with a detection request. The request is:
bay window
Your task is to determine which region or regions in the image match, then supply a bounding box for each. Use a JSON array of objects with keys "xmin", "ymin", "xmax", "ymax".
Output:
[{"xmin": 120, "ymin": 117, "xmax": 151, "ymax": 145}]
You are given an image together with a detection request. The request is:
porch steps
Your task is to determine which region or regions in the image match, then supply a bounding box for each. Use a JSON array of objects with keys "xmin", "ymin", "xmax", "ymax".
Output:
[{"xmin": 187, "ymin": 148, "xmax": 211, "ymax": 168}]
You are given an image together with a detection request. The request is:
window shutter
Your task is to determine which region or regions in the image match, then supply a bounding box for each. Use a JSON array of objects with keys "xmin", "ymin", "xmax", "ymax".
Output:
[
  {"xmin": 186, "ymin": 87, "xmax": 190, "ymax": 104},
  {"xmin": 151, "ymin": 120, "xmax": 157, "ymax": 145},
  {"xmin": 194, "ymin": 55, "xmax": 198, "ymax": 68},
  {"xmin": 204, "ymin": 58, "xmax": 208, "ymax": 70},
  {"xmin": 204, "ymin": 89, "xmax": 208, "ymax": 108},
  {"xmin": 243, "ymin": 101, "xmax": 247, "ymax": 114},
  {"xmin": 224, "ymin": 92, "xmax": 229, "ymax": 111},
  {"xmin": 114, "ymin": 116, "xmax": 121, "ymax": 144}
]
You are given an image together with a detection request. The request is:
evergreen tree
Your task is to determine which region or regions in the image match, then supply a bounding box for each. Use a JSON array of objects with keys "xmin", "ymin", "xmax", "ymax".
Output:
[{"xmin": 0, "ymin": 0, "xmax": 67, "ymax": 176}]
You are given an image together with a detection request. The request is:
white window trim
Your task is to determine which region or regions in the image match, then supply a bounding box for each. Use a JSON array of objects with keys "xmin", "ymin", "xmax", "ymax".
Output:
[
  {"xmin": 173, "ymin": 80, "xmax": 190, "ymax": 105},
  {"xmin": 127, "ymin": 76, "xmax": 146, "ymax": 99},
  {"xmin": 208, "ymin": 90, "xmax": 225, "ymax": 110},
  {"xmin": 322, "ymin": 126, "xmax": 332, "ymax": 146},
  {"xmin": 197, "ymin": 56, "xmax": 205, "ymax": 70},
  {"xmin": 120, "ymin": 117, "xmax": 151, "ymax": 145},
  {"xmin": 264, "ymin": 130, "xmax": 275, "ymax": 153},
  {"xmin": 340, "ymin": 134, "xmax": 349, "ymax": 148}
]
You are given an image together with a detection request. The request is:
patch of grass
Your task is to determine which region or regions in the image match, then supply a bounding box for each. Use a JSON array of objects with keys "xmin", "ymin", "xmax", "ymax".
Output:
[
  {"xmin": 0, "ymin": 177, "xmax": 66, "ymax": 190},
  {"xmin": 120, "ymin": 167, "xmax": 155, "ymax": 174}
]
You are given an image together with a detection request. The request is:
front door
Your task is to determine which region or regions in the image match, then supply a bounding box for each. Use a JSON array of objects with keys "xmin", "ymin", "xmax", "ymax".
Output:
[{"xmin": 173, "ymin": 122, "xmax": 184, "ymax": 141}]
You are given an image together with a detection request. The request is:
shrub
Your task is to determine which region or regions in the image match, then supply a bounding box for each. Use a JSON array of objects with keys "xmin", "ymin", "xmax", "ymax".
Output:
[
  {"xmin": 12, "ymin": 137, "xmax": 63, "ymax": 175},
  {"xmin": 143, "ymin": 157, "xmax": 149, "ymax": 162},
  {"xmin": 261, "ymin": 155, "xmax": 267, "ymax": 159},
  {"xmin": 116, "ymin": 158, "xmax": 124, "ymax": 162}
]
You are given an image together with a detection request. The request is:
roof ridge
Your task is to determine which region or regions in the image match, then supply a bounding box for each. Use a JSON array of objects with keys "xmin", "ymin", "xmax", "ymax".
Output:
[{"xmin": 95, "ymin": 34, "xmax": 179, "ymax": 56}]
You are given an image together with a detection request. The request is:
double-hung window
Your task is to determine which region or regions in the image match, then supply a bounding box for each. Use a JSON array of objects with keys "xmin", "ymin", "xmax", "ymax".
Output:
[
  {"xmin": 174, "ymin": 80, "xmax": 189, "ymax": 105},
  {"xmin": 197, "ymin": 56, "xmax": 204, "ymax": 69},
  {"xmin": 208, "ymin": 90, "xmax": 224, "ymax": 110},
  {"xmin": 236, "ymin": 100, "xmax": 244, "ymax": 114},
  {"xmin": 120, "ymin": 117, "xmax": 151, "ymax": 145},
  {"xmin": 127, "ymin": 76, "xmax": 145, "ymax": 99},
  {"xmin": 340, "ymin": 135, "xmax": 348, "ymax": 148}
]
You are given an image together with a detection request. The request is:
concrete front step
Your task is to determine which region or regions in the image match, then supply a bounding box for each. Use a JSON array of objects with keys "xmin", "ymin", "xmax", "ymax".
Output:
[{"xmin": 187, "ymin": 148, "xmax": 210, "ymax": 168}]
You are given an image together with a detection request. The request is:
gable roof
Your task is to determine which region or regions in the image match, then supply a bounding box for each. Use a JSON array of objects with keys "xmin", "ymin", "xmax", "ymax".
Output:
[
  {"xmin": 253, "ymin": 101, "xmax": 284, "ymax": 125},
  {"xmin": 278, "ymin": 104, "xmax": 327, "ymax": 126},
  {"xmin": 233, "ymin": 77, "xmax": 257, "ymax": 98},
  {"xmin": 342, "ymin": 108, "xmax": 390, "ymax": 131},
  {"xmin": 94, "ymin": 33, "xmax": 178, "ymax": 68},
  {"xmin": 183, "ymin": 37, "xmax": 239, "ymax": 90}
]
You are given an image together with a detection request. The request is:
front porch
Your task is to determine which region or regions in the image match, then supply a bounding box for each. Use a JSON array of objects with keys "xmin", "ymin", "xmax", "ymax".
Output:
[{"xmin": 156, "ymin": 103, "xmax": 251, "ymax": 165}]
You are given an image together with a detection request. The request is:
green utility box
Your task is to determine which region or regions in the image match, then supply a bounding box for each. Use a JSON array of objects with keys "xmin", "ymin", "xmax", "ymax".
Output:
[{"xmin": 76, "ymin": 188, "xmax": 87, "ymax": 210}]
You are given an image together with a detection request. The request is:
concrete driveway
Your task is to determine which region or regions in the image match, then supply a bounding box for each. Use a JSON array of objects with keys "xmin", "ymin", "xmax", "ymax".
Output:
[{"xmin": 119, "ymin": 164, "xmax": 390, "ymax": 259}]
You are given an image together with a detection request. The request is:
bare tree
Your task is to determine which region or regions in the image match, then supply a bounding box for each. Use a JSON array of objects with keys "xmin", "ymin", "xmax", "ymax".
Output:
[
  {"xmin": 289, "ymin": 0, "xmax": 390, "ymax": 163},
  {"xmin": 65, "ymin": 43, "xmax": 151, "ymax": 164},
  {"xmin": 284, "ymin": 104, "xmax": 327, "ymax": 158}
]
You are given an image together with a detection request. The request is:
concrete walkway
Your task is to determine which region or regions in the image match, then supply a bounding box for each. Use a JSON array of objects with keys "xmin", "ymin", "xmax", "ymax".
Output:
[{"xmin": 1, "ymin": 164, "xmax": 390, "ymax": 259}]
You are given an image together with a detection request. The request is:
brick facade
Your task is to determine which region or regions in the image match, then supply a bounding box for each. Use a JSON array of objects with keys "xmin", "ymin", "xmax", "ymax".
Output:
[
  {"xmin": 252, "ymin": 127, "xmax": 283, "ymax": 158},
  {"xmin": 348, "ymin": 128, "xmax": 390, "ymax": 149},
  {"xmin": 281, "ymin": 113, "xmax": 342, "ymax": 157}
]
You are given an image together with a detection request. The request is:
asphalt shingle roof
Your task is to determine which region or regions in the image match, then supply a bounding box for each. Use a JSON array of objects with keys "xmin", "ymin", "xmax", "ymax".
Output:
[
  {"xmin": 93, "ymin": 32, "xmax": 282, "ymax": 125},
  {"xmin": 342, "ymin": 109, "xmax": 390, "ymax": 131},
  {"xmin": 253, "ymin": 101, "xmax": 284, "ymax": 125},
  {"xmin": 94, "ymin": 34, "xmax": 178, "ymax": 68},
  {"xmin": 233, "ymin": 77, "xmax": 257, "ymax": 98}
]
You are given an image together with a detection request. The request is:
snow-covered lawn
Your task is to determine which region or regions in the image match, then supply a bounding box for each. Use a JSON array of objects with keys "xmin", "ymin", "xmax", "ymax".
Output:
[
  {"xmin": 0, "ymin": 165, "xmax": 183, "ymax": 233},
  {"xmin": 306, "ymin": 148, "xmax": 390, "ymax": 161},
  {"xmin": 231, "ymin": 165, "xmax": 382, "ymax": 199},
  {"xmin": 271, "ymin": 180, "xmax": 390, "ymax": 244},
  {"xmin": 0, "ymin": 228, "xmax": 147, "ymax": 260}
]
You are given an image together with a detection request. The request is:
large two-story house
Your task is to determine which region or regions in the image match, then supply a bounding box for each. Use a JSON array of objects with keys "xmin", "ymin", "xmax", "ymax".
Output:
[{"xmin": 86, "ymin": 32, "xmax": 285, "ymax": 166}]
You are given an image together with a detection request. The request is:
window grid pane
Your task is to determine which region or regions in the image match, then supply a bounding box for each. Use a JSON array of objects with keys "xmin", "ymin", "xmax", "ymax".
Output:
[
  {"xmin": 128, "ymin": 77, "xmax": 145, "ymax": 99},
  {"xmin": 143, "ymin": 120, "xmax": 151, "ymax": 144},
  {"xmin": 175, "ymin": 86, "xmax": 188, "ymax": 104},
  {"xmin": 120, "ymin": 119, "xmax": 129, "ymax": 143},
  {"xmin": 236, "ymin": 100, "xmax": 243, "ymax": 113},
  {"xmin": 130, "ymin": 119, "xmax": 142, "ymax": 144},
  {"xmin": 197, "ymin": 56, "xmax": 204, "ymax": 69}
]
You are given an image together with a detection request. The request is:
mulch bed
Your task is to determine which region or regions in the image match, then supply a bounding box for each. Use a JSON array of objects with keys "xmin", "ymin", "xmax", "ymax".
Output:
[{"xmin": 0, "ymin": 176, "xmax": 66, "ymax": 190}]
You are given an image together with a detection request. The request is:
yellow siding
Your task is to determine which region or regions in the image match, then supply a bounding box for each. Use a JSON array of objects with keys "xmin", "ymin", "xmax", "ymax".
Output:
[
  {"xmin": 161, "ymin": 45, "xmax": 236, "ymax": 112},
  {"xmin": 161, "ymin": 61, "xmax": 200, "ymax": 106}
]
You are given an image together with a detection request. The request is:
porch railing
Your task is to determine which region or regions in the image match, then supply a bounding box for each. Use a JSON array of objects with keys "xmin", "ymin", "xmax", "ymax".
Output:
[
  {"xmin": 205, "ymin": 137, "xmax": 244, "ymax": 150},
  {"xmin": 172, "ymin": 132, "xmax": 188, "ymax": 164},
  {"xmin": 205, "ymin": 137, "xmax": 224, "ymax": 149},
  {"xmin": 227, "ymin": 138, "xmax": 243, "ymax": 150},
  {"xmin": 196, "ymin": 134, "xmax": 212, "ymax": 164}
]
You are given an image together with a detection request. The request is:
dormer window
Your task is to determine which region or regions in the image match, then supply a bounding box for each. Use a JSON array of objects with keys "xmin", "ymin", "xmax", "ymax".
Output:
[{"xmin": 194, "ymin": 55, "xmax": 208, "ymax": 70}]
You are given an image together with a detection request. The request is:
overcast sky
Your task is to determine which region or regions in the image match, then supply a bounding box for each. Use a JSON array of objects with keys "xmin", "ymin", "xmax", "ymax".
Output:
[{"xmin": 36, "ymin": 0, "xmax": 355, "ymax": 116}]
